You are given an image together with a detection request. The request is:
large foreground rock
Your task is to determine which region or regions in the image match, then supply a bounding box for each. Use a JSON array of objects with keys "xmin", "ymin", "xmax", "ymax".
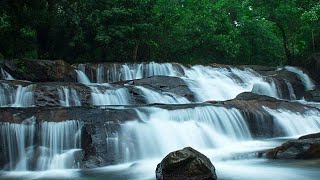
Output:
[
  {"xmin": 266, "ymin": 132, "xmax": 320, "ymax": 159},
  {"xmin": 156, "ymin": 147, "xmax": 217, "ymax": 180}
]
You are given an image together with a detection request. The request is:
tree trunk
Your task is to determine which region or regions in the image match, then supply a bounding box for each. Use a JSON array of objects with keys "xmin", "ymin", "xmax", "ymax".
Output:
[
  {"xmin": 133, "ymin": 43, "xmax": 139, "ymax": 62},
  {"xmin": 276, "ymin": 23, "xmax": 293, "ymax": 65}
]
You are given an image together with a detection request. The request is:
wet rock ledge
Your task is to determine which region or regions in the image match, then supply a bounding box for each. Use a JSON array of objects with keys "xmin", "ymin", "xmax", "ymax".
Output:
[{"xmin": 266, "ymin": 132, "xmax": 320, "ymax": 159}]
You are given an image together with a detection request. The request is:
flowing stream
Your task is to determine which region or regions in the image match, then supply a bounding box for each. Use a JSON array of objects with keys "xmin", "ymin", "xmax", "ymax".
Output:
[{"xmin": 1, "ymin": 62, "xmax": 320, "ymax": 179}]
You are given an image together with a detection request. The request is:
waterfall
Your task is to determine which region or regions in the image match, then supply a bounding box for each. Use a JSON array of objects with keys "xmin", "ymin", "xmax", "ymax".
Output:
[
  {"xmin": 97, "ymin": 64, "xmax": 105, "ymax": 84},
  {"xmin": 0, "ymin": 83, "xmax": 14, "ymax": 106},
  {"xmin": 251, "ymin": 80, "xmax": 279, "ymax": 98},
  {"xmin": 183, "ymin": 66, "xmax": 279, "ymax": 101},
  {"xmin": 36, "ymin": 120, "xmax": 82, "ymax": 170},
  {"xmin": 284, "ymin": 66, "xmax": 315, "ymax": 90},
  {"xmin": 73, "ymin": 63, "xmax": 312, "ymax": 102},
  {"xmin": 284, "ymin": 80, "xmax": 296, "ymax": 100},
  {"xmin": 75, "ymin": 70, "xmax": 91, "ymax": 84},
  {"xmin": 11, "ymin": 85, "xmax": 34, "ymax": 107},
  {"xmin": 1, "ymin": 68, "xmax": 14, "ymax": 80},
  {"xmin": 263, "ymin": 107, "xmax": 320, "ymax": 136},
  {"xmin": 0, "ymin": 119, "xmax": 82, "ymax": 171},
  {"xmin": 135, "ymin": 86, "xmax": 190, "ymax": 104},
  {"xmin": 0, "ymin": 117, "xmax": 35, "ymax": 171},
  {"xmin": 76, "ymin": 62, "xmax": 181, "ymax": 83},
  {"xmin": 106, "ymin": 106, "xmax": 251, "ymax": 163},
  {"xmin": 58, "ymin": 86, "xmax": 82, "ymax": 107},
  {"xmin": 91, "ymin": 86, "xmax": 130, "ymax": 105}
]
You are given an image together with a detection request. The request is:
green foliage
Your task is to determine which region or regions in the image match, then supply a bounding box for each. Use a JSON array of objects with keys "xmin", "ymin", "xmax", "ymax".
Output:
[{"xmin": 0, "ymin": 0, "xmax": 319, "ymax": 65}]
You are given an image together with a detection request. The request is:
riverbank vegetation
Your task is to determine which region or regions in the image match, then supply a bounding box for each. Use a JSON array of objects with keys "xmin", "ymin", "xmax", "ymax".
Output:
[{"xmin": 0, "ymin": 0, "xmax": 319, "ymax": 65}]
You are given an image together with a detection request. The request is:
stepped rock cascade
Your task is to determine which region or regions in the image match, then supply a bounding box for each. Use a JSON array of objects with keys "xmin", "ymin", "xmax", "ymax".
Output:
[
  {"xmin": 263, "ymin": 107, "xmax": 320, "ymax": 137},
  {"xmin": 106, "ymin": 106, "xmax": 251, "ymax": 163},
  {"xmin": 0, "ymin": 83, "xmax": 34, "ymax": 107},
  {"xmin": 58, "ymin": 86, "xmax": 82, "ymax": 107},
  {"xmin": 1, "ymin": 60, "xmax": 320, "ymax": 179},
  {"xmin": 0, "ymin": 119, "xmax": 82, "ymax": 171},
  {"xmin": 75, "ymin": 62, "xmax": 306, "ymax": 101},
  {"xmin": 183, "ymin": 65, "xmax": 281, "ymax": 101},
  {"xmin": 0, "ymin": 68, "xmax": 14, "ymax": 80},
  {"xmin": 135, "ymin": 86, "xmax": 190, "ymax": 104},
  {"xmin": 284, "ymin": 66, "xmax": 315, "ymax": 90}
]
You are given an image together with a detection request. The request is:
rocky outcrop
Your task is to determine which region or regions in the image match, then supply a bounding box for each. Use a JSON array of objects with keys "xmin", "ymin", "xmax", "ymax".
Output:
[
  {"xmin": 266, "ymin": 132, "xmax": 320, "ymax": 159},
  {"xmin": 304, "ymin": 53, "xmax": 320, "ymax": 84},
  {"xmin": 125, "ymin": 76, "xmax": 195, "ymax": 102},
  {"xmin": 263, "ymin": 69, "xmax": 305, "ymax": 99},
  {"xmin": 1, "ymin": 59, "xmax": 76, "ymax": 82},
  {"xmin": 0, "ymin": 80, "xmax": 91, "ymax": 107},
  {"xmin": 156, "ymin": 147, "xmax": 217, "ymax": 180},
  {"xmin": 304, "ymin": 90, "xmax": 320, "ymax": 102}
]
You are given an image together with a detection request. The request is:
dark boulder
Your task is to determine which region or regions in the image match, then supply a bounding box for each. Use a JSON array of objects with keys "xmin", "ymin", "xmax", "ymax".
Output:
[
  {"xmin": 156, "ymin": 147, "xmax": 217, "ymax": 180},
  {"xmin": 299, "ymin": 132, "xmax": 320, "ymax": 140},
  {"xmin": 304, "ymin": 53, "xmax": 320, "ymax": 84},
  {"xmin": 2, "ymin": 59, "xmax": 76, "ymax": 82},
  {"xmin": 124, "ymin": 76, "xmax": 195, "ymax": 102},
  {"xmin": 234, "ymin": 92, "xmax": 278, "ymax": 102},
  {"xmin": 266, "ymin": 132, "xmax": 320, "ymax": 159},
  {"xmin": 304, "ymin": 90, "xmax": 320, "ymax": 102}
]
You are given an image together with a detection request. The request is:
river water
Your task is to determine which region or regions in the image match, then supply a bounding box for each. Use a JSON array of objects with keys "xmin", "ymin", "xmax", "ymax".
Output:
[{"xmin": 1, "ymin": 62, "xmax": 320, "ymax": 179}]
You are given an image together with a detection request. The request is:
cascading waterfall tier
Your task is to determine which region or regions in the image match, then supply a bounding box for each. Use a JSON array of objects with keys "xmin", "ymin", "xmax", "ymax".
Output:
[
  {"xmin": 105, "ymin": 106, "xmax": 251, "ymax": 163},
  {"xmin": 135, "ymin": 86, "xmax": 189, "ymax": 104},
  {"xmin": 0, "ymin": 83, "xmax": 34, "ymax": 107},
  {"xmin": 76, "ymin": 62, "xmax": 181, "ymax": 83},
  {"xmin": 263, "ymin": 107, "xmax": 320, "ymax": 137},
  {"xmin": 91, "ymin": 86, "xmax": 130, "ymax": 105},
  {"xmin": 0, "ymin": 119, "xmax": 82, "ymax": 171},
  {"xmin": 284, "ymin": 66, "xmax": 315, "ymax": 90},
  {"xmin": 58, "ymin": 86, "xmax": 82, "ymax": 107},
  {"xmin": 75, "ymin": 62, "xmax": 307, "ymax": 101},
  {"xmin": 0, "ymin": 68, "xmax": 14, "ymax": 80}
]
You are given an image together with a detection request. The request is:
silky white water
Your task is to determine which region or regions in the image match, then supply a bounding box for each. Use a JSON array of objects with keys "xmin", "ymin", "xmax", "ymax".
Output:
[
  {"xmin": 0, "ymin": 119, "xmax": 82, "ymax": 171},
  {"xmin": 74, "ymin": 62, "xmax": 310, "ymax": 102},
  {"xmin": 75, "ymin": 70, "xmax": 91, "ymax": 84},
  {"xmin": 91, "ymin": 86, "xmax": 130, "ymax": 105},
  {"xmin": 0, "ymin": 83, "xmax": 34, "ymax": 107},
  {"xmin": 58, "ymin": 86, "xmax": 81, "ymax": 107},
  {"xmin": 135, "ymin": 86, "xmax": 189, "ymax": 104},
  {"xmin": 183, "ymin": 65, "xmax": 280, "ymax": 101},
  {"xmin": 76, "ymin": 62, "xmax": 180, "ymax": 83},
  {"xmin": 1, "ymin": 62, "xmax": 320, "ymax": 179},
  {"xmin": 106, "ymin": 106, "xmax": 251, "ymax": 163},
  {"xmin": 263, "ymin": 107, "xmax": 320, "ymax": 137},
  {"xmin": 0, "ymin": 68, "xmax": 14, "ymax": 80},
  {"xmin": 284, "ymin": 66, "xmax": 315, "ymax": 90}
]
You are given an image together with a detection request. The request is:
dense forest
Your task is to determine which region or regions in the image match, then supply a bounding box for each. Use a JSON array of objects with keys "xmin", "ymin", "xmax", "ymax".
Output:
[{"xmin": 0, "ymin": 0, "xmax": 319, "ymax": 65}]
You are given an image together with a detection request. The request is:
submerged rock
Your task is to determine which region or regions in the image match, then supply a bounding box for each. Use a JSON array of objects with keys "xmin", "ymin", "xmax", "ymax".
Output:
[
  {"xmin": 156, "ymin": 147, "xmax": 217, "ymax": 180},
  {"xmin": 266, "ymin": 132, "xmax": 320, "ymax": 159}
]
